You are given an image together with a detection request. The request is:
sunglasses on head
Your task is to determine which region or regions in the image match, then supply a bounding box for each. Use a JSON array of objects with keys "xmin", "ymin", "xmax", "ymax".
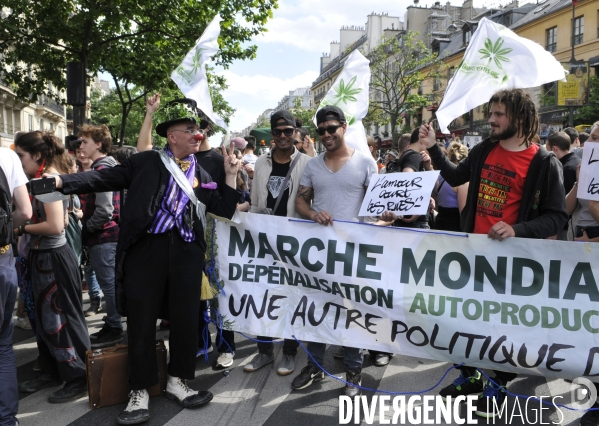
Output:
[
  {"xmin": 317, "ymin": 124, "xmax": 343, "ymax": 136},
  {"xmin": 271, "ymin": 128, "xmax": 295, "ymax": 137}
]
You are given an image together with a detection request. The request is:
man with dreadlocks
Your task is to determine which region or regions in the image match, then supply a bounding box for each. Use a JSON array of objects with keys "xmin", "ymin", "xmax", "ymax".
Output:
[{"xmin": 417, "ymin": 88, "xmax": 568, "ymax": 418}]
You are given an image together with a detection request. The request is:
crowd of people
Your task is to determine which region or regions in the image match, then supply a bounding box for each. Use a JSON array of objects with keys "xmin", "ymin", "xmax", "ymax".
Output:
[{"xmin": 0, "ymin": 87, "xmax": 598, "ymax": 426}]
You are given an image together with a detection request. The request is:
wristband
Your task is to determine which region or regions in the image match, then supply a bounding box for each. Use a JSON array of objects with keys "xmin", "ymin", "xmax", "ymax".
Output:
[{"xmin": 19, "ymin": 224, "xmax": 28, "ymax": 236}]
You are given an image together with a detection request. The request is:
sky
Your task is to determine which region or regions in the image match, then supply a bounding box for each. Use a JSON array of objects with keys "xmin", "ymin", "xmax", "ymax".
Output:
[{"xmin": 213, "ymin": 0, "xmax": 499, "ymax": 141}]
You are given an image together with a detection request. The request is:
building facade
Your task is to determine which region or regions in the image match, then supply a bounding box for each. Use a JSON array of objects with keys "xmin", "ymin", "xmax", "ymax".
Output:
[{"xmin": 0, "ymin": 78, "xmax": 67, "ymax": 148}]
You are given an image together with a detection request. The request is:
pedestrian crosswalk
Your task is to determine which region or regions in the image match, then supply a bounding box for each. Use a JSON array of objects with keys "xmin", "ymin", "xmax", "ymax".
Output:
[{"xmin": 12, "ymin": 295, "xmax": 588, "ymax": 426}]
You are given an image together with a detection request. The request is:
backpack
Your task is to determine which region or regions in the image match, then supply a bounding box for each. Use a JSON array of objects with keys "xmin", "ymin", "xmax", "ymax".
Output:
[{"xmin": 0, "ymin": 167, "xmax": 13, "ymax": 246}]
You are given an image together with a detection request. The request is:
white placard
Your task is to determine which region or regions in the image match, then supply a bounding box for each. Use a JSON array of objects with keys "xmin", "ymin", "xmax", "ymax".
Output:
[
  {"xmin": 358, "ymin": 171, "xmax": 440, "ymax": 217},
  {"xmin": 577, "ymin": 142, "xmax": 599, "ymax": 201},
  {"xmin": 463, "ymin": 135, "xmax": 482, "ymax": 149}
]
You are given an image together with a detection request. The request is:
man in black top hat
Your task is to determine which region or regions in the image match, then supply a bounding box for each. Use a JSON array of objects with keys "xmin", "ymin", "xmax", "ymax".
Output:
[{"xmin": 50, "ymin": 98, "xmax": 240, "ymax": 425}]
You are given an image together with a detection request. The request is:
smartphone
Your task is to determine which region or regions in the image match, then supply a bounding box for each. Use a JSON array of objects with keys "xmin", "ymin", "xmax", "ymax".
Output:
[{"xmin": 29, "ymin": 177, "xmax": 56, "ymax": 196}]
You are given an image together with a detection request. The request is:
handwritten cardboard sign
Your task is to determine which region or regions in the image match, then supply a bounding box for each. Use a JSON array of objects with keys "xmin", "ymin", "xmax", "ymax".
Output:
[
  {"xmin": 577, "ymin": 142, "xmax": 599, "ymax": 201},
  {"xmin": 359, "ymin": 171, "xmax": 440, "ymax": 216}
]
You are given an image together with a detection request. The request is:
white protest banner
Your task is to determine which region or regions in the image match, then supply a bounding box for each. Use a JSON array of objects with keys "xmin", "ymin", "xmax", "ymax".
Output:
[
  {"xmin": 436, "ymin": 17, "xmax": 567, "ymax": 134},
  {"xmin": 359, "ymin": 171, "xmax": 439, "ymax": 216},
  {"xmin": 578, "ymin": 142, "xmax": 599, "ymax": 201},
  {"xmin": 314, "ymin": 50, "xmax": 370, "ymax": 155},
  {"xmin": 216, "ymin": 214, "xmax": 599, "ymax": 379},
  {"xmin": 171, "ymin": 14, "xmax": 227, "ymax": 130}
]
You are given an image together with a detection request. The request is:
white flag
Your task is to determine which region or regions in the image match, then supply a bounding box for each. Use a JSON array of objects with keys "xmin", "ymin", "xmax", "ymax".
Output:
[
  {"xmin": 436, "ymin": 17, "xmax": 567, "ymax": 134},
  {"xmin": 171, "ymin": 14, "xmax": 227, "ymax": 130},
  {"xmin": 314, "ymin": 50, "xmax": 370, "ymax": 154}
]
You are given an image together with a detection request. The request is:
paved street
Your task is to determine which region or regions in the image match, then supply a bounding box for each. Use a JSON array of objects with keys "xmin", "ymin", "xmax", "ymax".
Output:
[{"xmin": 13, "ymin": 292, "xmax": 588, "ymax": 426}]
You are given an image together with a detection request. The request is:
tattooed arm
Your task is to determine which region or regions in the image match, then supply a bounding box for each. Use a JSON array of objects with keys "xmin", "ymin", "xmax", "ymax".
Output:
[{"xmin": 295, "ymin": 184, "xmax": 333, "ymax": 226}]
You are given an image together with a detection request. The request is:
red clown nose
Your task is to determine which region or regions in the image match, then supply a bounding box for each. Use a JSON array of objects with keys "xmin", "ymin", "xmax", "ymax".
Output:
[{"xmin": 193, "ymin": 132, "xmax": 204, "ymax": 141}]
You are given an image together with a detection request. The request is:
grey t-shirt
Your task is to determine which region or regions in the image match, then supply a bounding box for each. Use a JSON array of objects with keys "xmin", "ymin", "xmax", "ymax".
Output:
[
  {"xmin": 300, "ymin": 149, "xmax": 377, "ymax": 222},
  {"xmin": 30, "ymin": 196, "xmax": 68, "ymax": 250}
]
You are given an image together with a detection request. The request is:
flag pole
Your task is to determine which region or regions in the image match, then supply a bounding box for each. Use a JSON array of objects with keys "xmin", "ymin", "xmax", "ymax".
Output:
[
  {"xmin": 569, "ymin": 0, "xmax": 576, "ymax": 127},
  {"xmin": 570, "ymin": 0, "xmax": 576, "ymax": 63}
]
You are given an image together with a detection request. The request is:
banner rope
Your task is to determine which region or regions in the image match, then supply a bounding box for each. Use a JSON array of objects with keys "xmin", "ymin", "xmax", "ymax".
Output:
[
  {"xmin": 203, "ymin": 328, "xmax": 599, "ymax": 412},
  {"xmin": 287, "ymin": 217, "xmax": 469, "ymax": 238}
]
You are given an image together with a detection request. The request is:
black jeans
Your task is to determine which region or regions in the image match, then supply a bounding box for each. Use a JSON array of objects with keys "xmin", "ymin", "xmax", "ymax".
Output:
[{"xmin": 124, "ymin": 231, "xmax": 202, "ymax": 389}]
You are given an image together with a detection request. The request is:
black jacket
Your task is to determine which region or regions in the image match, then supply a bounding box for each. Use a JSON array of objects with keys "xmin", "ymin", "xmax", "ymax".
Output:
[
  {"xmin": 427, "ymin": 139, "xmax": 568, "ymax": 238},
  {"xmin": 60, "ymin": 150, "xmax": 239, "ymax": 314},
  {"xmin": 559, "ymin": 152, "xmax": 581, "ymax": 195}
]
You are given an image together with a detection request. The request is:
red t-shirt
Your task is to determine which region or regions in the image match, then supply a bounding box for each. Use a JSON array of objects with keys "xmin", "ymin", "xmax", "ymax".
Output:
[{"xmin": 473, "ymin": 143, "xmax": 539, "ymax": 234}]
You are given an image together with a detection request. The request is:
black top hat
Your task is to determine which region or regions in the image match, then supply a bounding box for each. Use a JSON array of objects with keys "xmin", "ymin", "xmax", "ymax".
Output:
[{"xmin": 155, "ymin": 98, "xmax": 213, "ymax": 137}]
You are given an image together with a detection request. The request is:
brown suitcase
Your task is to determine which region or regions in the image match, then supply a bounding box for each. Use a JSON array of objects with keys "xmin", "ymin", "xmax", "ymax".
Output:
[{"xmin": 86, "ymin": 340, "xmax": 167, "ymax": 409}]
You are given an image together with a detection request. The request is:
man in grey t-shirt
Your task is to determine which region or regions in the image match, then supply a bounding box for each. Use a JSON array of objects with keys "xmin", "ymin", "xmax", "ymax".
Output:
[{"xmin": 293, "ymin": 105, "xmax": 377, "ymax": 397}]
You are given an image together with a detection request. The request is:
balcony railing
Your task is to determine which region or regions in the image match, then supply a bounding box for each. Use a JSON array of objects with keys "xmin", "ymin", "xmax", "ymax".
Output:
[
  {"xmin": 0, "ymin": 123, "xmax": 21, "ymax": 135},
  {"xmin": 546, "ymin": 43, "xmax": 556, "ymax": 53},
  {"xmin": 574, "ymin": 34, "xmax": 583, "ymax": 45},
  {"xmin": 38, "ymin": 95, "xmax": 65, "ymax": 116},
  {"xmin": 314, "ymin": 92, "xmax": 326, "ymax": 103}
]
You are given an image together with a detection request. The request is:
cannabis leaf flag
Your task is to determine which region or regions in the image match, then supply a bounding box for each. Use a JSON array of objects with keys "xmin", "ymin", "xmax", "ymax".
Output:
[
  {"xmin": 436, "ymin": 17, "xmax": 567, "ymax": 134},
  {"xmin": 171, "ymin": 14, "xmax": 227, "ymax": 130},
  {"xmin": 314, "ymin": 50, "xmax": 371, "ymax": 154}
]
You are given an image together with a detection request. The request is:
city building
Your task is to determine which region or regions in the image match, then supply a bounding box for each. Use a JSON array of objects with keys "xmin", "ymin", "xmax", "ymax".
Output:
[
  {"xmin": 274, "ymin": 87, "xmax": 313, "ymax": 111},
  {"xmin": 312, "ymin": 12, "xmax": 404, "ymax": 111},
  {"xmin": 414, "ymin": 0, "xmax": 598, "ymax": 138},
  {"xmin": 0, "ymin": 77, "xmax": 67, "ymax": 148}
]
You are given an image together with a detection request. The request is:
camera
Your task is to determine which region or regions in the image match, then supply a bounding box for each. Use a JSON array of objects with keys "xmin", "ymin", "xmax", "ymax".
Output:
[
  {"xmin": 28, "ymin": 177, "xmax": 56, "ymax": 196},
  {"xmin": 65, "ymin": 135, "xmax": 82, "ymax": 151}
]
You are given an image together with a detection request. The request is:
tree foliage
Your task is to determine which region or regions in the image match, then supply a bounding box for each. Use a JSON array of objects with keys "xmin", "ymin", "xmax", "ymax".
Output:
[
  {"xmin": 574, "ymin": 76, "xmax": 599, "ymax": 126},
  {"xmin": 0, "ymin": 0, "xmax": 277, "ymax": 143},
  {"xmin": 366, "ymin": 31, "xmax": 442, "ymax": 145}
]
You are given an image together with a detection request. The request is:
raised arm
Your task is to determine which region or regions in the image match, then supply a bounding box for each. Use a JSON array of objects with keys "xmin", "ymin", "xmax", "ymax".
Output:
[{"xmin": 136, "ymin": 93, "xmax": 160, "ymax": 152}]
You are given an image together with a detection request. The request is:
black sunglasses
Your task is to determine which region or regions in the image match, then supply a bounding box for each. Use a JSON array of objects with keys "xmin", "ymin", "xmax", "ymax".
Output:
[
  {"xmin": 317, "ymin": 124, "xmax": 343, "ymax": 136},
  {"xmin": 271, "ymin": 128, "xmax": 295, "ymax": 137}
]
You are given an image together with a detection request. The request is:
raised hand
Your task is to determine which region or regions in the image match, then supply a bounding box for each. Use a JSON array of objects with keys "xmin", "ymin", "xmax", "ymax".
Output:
[
  {"xmin": 146, "ymin": 93, "xmax": 161, "ymax": 115},
  {"xmin": 419, "ymin": 123, "xmax": 436, "ymax": 149},
  {"xmin": 221, "ymin": 142, "xmax": 240, "ymax": 177}
]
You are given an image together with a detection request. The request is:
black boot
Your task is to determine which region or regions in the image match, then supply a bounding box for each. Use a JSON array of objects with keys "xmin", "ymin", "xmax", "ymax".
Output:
[
  {"xmin": 19, "ymin": 373, "xmax": 62, "ymax": 393},
  {"xmin": 48, "ymin": 377, "xmax": 88, "ymax": 403}
]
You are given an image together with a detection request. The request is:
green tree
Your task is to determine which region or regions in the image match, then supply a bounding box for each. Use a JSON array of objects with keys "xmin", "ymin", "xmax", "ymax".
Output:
[
  {"xmin": 290, "ymin": 97, "xmax": 317, "ymax": 139},
  {"xmin": 574, "ymin": 76, "xmax": 599, "ymax": 126},
  {"xmin": 366, "ymin": 31, "xmax": 442, "ymax": 146},
  {"xmin": 0, "ymin": 0, "xmax": 277, "ymax": 144}
]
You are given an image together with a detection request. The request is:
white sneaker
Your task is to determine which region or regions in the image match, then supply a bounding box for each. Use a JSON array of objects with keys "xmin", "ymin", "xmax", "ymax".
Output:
[
  {"xmin": 14, "ymin": 317, "xmax": 32, "ymax": 330},
  {"xmin": 117, "ymin": 389, "xmax": 149, "ymax": 425},
  {"xmin": 166, "ymin": 375, "xmax": 198, "ymax": 400},
  {"xmin": 165, "ymin": 375, "xmax": 213, "ymax": 408},
  {"xmin": 215, "ymin": 352, "xmax": 234, "ymax": 368}
]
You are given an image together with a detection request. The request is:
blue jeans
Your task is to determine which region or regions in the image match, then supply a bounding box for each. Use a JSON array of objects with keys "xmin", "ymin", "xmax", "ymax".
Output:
[
  {"xmin": 89, "ymin": 243, "xmax": 121, "ymax": 329},
  {"xmin": 0, "ymin": 249, "xmax": 18, "ymax": 426},
  {"xmin": 306, "ymin": 342, "xmax": 363, "ymax": 373},
  {"xmin": 84, "ymin": 261, "xmax": 101, "ymax": 301}
]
